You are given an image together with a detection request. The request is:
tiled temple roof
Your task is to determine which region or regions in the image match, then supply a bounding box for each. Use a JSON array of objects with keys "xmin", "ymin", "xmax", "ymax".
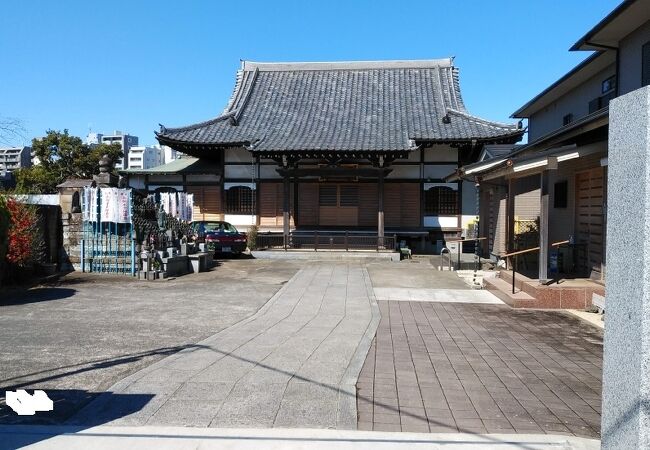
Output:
[{"xmin": 156, "ymin": 59, "xmax": 523, "ymax": 153}]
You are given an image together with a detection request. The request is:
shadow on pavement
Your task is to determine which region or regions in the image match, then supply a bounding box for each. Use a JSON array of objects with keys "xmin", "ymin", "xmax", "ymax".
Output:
[
  {"xmin": 0, "ymin": 389, "xmax": 153, "ymax": 449},
  {"xmin": 0, "ymin": 288, "xmax": 77, "ymax": 306}
]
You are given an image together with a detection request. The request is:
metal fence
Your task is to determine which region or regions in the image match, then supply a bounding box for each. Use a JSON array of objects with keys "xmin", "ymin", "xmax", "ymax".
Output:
[
  {"xmin": 81, "ymin": 189, "xmax": 136, "ymax": 275},
  {"xmin": 256, "ymin": 232, "xmax": 396, "ymax": 252}
]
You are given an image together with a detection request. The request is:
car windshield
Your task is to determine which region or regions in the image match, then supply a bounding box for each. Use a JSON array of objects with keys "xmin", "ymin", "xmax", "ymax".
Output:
[{"xmin": 196, "ymin": 222, "xmax": 238, "ymax": 234}]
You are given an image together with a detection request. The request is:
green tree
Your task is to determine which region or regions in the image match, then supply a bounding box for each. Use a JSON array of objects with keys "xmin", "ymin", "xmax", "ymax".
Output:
[{"xmin": 14, "ymin": 130, "xmax": 123, "ymax": 194}]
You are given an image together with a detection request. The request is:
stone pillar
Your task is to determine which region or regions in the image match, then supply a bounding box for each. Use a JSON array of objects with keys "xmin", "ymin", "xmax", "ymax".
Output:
[
  {"xmin": 538, "ymin": 169, "xmax": 550, "ymax": 282},
  {"xmin": 602, "ymin": 85, "xmax": 650, "ymax": 449}
]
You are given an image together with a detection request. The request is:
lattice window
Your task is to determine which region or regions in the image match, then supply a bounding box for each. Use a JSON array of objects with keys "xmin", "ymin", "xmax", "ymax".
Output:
[
  {"xmin": 339, "ymin": 185, "xmax": 359, "ymax": 206},
  {"xmin": 225, "ymin": 186, "xmax": 255, "ymax": 214},
  {"xmin": 424, "ymin": 186, "xmax": 459, "ymax": 215},
  {"xmin": 319, "ymin": 185, "xmax": 337, "ymax": 206}
]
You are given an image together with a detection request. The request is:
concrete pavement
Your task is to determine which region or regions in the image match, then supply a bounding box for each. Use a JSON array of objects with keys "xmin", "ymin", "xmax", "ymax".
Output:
[
  {"xmin": 0, "ymin": 425, "xmax": 601, "ymax": 450},
  {"xmin": 67, "ymin": 263, "xmax": 379, "ymax": 429}
]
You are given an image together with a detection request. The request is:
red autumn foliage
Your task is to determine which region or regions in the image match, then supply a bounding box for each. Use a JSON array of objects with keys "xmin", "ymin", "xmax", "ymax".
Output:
[{"xmin": 5, "ymin": 198, "xmax": 39, "ymax": 266}]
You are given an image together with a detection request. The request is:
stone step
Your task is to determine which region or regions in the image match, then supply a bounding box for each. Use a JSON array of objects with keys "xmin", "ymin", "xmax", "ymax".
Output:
[{"xmin": 483, "ymin": 276, "xmax": 536, "ymax": 308}]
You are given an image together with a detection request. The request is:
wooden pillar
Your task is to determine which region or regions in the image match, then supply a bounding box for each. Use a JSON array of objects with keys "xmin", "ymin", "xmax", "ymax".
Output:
[
  {"xmin": 283, "ymin": 175, "xmax": 290, "ymax": 249},
  {"xmin": 505, "ymin": 177, "xmax": 516, "ymax": 269},
  {"xmin": 539, "ymin": 170, "xmax": 550, "ymax": 282},
  {"xmin": 378, "ymin": 170, "xmax": 385, "ymax": 240}
]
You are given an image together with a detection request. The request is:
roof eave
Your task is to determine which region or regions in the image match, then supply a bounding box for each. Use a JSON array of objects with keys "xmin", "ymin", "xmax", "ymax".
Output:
[
  {"xmin": 569, "ymin": 0, "xmax": 637, "ymax": 51},
  {"xmin": 511, "ymin": 51, "xmax": 613, "ymax": 118}
]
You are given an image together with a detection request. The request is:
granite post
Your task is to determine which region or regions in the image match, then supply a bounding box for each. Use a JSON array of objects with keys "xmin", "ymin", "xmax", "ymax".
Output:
[{"xmin": 602, "ymin": 85, "xmax": 650, "ymax": 449}]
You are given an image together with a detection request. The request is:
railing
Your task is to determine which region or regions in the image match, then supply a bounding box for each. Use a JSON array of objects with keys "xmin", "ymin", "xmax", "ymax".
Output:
[
  {"xmin": 502, "ymin": 240, "xmax": 570, "ymax": 294},
  {"xmin": 255, "ymin": 231, "xmax": 397, "ymax": 252},
  {"xmin": 440, "ymin": 237, "xmax": 487, "ymax": 271}
]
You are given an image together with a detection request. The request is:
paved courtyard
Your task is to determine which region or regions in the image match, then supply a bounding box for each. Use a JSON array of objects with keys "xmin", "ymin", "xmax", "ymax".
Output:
[
  {"xmin": 0, "ymin": 257, "xmax": 603, "ymax": 446},
  {"xmin": 357, "ymin": 264, "xmax": 602, "ymax": 438},
  {"xmin": 0, "ymin": 259, "xmax": 301, "ymax": 424}
]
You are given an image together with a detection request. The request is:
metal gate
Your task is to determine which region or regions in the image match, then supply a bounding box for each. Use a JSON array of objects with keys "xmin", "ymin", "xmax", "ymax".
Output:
[{"xmin": 81, "ymin": 188, "xmax": 136, "ymax": 275}]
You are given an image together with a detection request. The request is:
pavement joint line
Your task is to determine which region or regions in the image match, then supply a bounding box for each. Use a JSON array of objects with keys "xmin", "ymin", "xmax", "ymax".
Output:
[
  {"xmin": 67, "ymin": 263, "xmax": 376, "ymax": 429},
  {"xmin": 66, "ymin": 267, "xmax": 312, "ymax": 425},
  {"xmin": 270, "ymin": 264, "xmax": 338, "ymax": 427},
  {"xmin": 205, "ymin": 265, "xmax": 330, "ymax": 426}
]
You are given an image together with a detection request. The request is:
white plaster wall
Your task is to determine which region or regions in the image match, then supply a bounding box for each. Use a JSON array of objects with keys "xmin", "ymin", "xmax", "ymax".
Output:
[
  {"xmin": 224, "ymin": 147, "xmax": 253, "ymax": 163},
  {"xmin": 225, "ymin": 165, "xmax": 255, "ymax": 179},
  {"xmin": 224, "ymin": 214, "xmax": 257, "ymax": 227}
]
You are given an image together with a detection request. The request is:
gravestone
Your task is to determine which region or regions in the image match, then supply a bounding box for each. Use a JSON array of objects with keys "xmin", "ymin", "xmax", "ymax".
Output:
[{"xmin": 602, "ymin": 85, "xmax": 650, "ymax": 449}]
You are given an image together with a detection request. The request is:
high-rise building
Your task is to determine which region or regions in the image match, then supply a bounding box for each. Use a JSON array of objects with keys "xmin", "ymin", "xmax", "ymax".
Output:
[
  {"xmin": 98, "ymin": 131, "xmax": 138, "ymax": 169},
  {"xmin": 127, "ymin": 146, "xmax": 164, "ymax": 170},
  {"xmin": 0, "ymin": 146, "xmax": 32, "ymax": 187}
]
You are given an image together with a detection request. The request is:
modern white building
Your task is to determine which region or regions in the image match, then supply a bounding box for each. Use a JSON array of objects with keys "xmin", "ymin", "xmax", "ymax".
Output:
[
  {"xmin": 127, "ymin": 146, "xmax": 164, "ymax": 170},
  {"xmin": 97, "ymin": 131, "xmax": 139, "ymax": 169},
  {"xmin": 163, "ymin": 145, "xmax": 180, "ymax": 164}
]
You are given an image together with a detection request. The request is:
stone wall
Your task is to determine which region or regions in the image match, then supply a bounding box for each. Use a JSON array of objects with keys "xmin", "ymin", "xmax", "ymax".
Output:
[{"xmin": 60, "ymin": 212, "xmax": 83, "ymax": 271}]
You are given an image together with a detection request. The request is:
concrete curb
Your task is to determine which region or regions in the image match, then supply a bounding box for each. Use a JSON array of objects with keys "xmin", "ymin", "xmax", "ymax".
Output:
[
  {"xmin": 336, "ymin": 267, "xmax": 381, "ymax": 429},
  {"xmin": 0, "ymin": 425, "xmax": 601, "ymax": 450}
]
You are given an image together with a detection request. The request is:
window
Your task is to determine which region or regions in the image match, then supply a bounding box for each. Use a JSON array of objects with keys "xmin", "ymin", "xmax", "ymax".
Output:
[
  {"xmin": 554, "ymin": 180, "xmax": 568, "ymax": 208},
  {"xmin": 225, "ymin": 186, "xmax": 255, "ymax": 214},
  {"xmin": 319, "ymin": 185, "xmax": 338, "ymax": 206},
  {"xmin": 601, "ymin": 75, "xmax": 616, "ymax": 94},
  {"xmin": 339, "ymin": 185, "xmax": 359, "ymax": 206},
  {"xmin": 643, "ymin": 41, "xmax": 650, "ymax": 87},
  {"xmin": 318, "ymin": 185, "xmax": 358, "ymax": 206},
  {"xmin": 562, "ymin": 113, "xmax": 574, "ymax": 126},
  {"xmin": 424, "ymin": 186, "xmax": 459, "ymax": 215}
]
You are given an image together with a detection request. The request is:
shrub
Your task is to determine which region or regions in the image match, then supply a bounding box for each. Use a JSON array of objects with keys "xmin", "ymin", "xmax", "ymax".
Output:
[
  {"xmin": 0, "ymin": 197, "xmax": 10, "ymax": 285},
  {"xmin": 5, "ymin": 198, "xmax": 42, "ymax": 267}
]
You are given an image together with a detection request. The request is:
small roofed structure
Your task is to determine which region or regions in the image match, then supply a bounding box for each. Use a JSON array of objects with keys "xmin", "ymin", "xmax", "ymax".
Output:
[{"xmin": 121, "ymin": 157, "xmax": 223, "ymax": 221}]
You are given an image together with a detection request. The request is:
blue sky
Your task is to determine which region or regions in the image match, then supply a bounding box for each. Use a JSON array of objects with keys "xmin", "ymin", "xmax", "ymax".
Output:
[{"xmin": 0, "ymin": 0, "xmax": 621, "ymax": 147}]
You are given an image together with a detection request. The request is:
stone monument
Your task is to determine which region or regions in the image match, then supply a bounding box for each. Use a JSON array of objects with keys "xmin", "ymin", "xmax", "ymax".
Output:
[
  {"xmin": 93, "ymin": 154, "xmax": 118, "ymax": 187},
  {"xmin": 602, "ymin": 85, "xmax": 650, "ymax": 449}
]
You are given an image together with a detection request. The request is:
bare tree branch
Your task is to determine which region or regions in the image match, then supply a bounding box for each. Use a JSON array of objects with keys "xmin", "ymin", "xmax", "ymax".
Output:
[{"xmin": 0, "ymin": 116, "xmax": 27, "ymax": 146}]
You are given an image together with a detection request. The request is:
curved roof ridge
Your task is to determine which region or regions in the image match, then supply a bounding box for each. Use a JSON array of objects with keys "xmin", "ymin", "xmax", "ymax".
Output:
[
  {"xmin": 158, "ymin": 67, "xmax": 259, "ymax": 134},
  {"xmin": 222, "ymin": 68, "xmax": 245, "ymax": 114},
  {"xmin": 446, "ymin": 108, "xmax": 519, "ymax": 129},
  {"xmin": 450, "ymin": 66, "xmax": 467, "ymax": 112},
  {"xmin": 241, "ymin": 58, "xmax": 454, "ymax": 72}
]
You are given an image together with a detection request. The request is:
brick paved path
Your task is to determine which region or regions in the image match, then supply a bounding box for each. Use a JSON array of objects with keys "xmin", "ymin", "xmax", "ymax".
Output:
[{"xmin": 356, "ymin": 301, "xmax": 602, "ymax": 438}]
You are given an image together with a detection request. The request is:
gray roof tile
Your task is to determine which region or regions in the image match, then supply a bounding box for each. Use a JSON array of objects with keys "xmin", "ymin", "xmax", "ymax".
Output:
[{"xmin": 157, "ymin": 59, "xmax": 523, "ymax": 152}]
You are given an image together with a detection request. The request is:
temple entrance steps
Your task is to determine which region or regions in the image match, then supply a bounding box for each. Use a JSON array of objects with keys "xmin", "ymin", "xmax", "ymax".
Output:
[
  {"xmin": 250, "ymin": 249, "xmax": 400, "ymax": 262},
  {"xmin": 484, "ymin": 268, "xmax": 605, "ymax": 309},
  {"xmin": 455, "ymin": 269, "xmax": 496, "ymax": 289}
]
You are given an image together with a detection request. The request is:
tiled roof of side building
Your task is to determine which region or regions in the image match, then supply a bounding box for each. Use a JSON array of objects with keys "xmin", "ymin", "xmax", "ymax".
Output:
[{"xmin": 156, "ymin": 59, "xmax": 524, "ymax": 153}]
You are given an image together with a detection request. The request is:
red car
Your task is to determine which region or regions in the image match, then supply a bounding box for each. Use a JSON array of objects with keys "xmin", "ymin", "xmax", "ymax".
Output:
[{"xmin": 192, "ymin": 221, "xmax": 247, "ymax": 255}]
